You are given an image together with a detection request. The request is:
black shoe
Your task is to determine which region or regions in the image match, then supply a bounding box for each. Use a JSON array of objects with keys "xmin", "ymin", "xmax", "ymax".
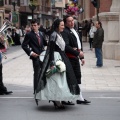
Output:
[
  {"xmin": 5, "ymin": 91, "xmax": 13, "ymax": 95},
  {"xmin": 61, "ymin": 101, "xmax": 75, "ymax": 105},
  {"xmin": 0, "ymin": 91, "xmax": 13, "ymax": 95},
  {"xmin": 49, "ymin": 101, "xmax": 65, "ymax": 109},
  {"xmin": 76, "ymin": 99, "xmax": 91, "ymax": 104},
  {"xmin": 0, "ymin": 92, "xmax": 4, "ymax": 95},
  {"xmin": 96, "ymin": 65, "xmax": 103, "ymax": 67}
]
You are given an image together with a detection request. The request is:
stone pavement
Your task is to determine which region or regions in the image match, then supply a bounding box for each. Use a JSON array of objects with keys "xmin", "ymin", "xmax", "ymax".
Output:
[{"xmin": 2, "ymin": 42, "xmax": 120, "ymax": 92}]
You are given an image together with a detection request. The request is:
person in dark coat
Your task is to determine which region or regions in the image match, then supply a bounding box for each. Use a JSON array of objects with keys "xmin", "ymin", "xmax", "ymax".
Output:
[
  {"xmin": 93, "ymin": 21, "xmax": 104, "ymax": 67},
  {"xmin": 61, "ymin": 15, "xmax": 91, "ymax": 105},
  {"xmin": 11, "ymin": 28, "xmax": 21, "ymax": 45},
  {"xmin": 22, "ymin": 19, "xmax": 47, "ymax": 94}
]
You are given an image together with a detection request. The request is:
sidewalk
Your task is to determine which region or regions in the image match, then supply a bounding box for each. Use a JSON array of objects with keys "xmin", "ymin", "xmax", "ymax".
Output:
[
  {"xmin": 2, "ymin": 42, "xmax": 120, "ymax": 92},
  {"xmin": 82, "ymin": 42, "xmax": 120, "ymax": 91}
]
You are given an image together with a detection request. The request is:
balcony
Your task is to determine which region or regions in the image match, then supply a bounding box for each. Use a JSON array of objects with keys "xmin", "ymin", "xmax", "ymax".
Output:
[
  {"xmin": 40, "ymin": 5, "xmax": 51, "ymax": 15},
  {"xmin": 52, "ymin": 0, "xmax": 65, "ymax": 8}
]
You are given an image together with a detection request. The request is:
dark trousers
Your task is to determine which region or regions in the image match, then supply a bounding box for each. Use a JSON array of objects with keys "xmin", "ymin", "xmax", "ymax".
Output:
[
  {"xmin": 89, "ymin": 38, "xmax": 93, "ymax": 49},
  {"xmin": 32, "ymin": 58, "xmax": 41, "ymax": 93},
  {"xmin": 0, "ymin": 64, "xmax": 7, "ymax": 92},
  {"xmin": 0, "ymin": 64, "xmax": 3, "ymax": 86},
  {"xmin": 69, "ymin": 57, "xmax": 81, "ymax": 84}
]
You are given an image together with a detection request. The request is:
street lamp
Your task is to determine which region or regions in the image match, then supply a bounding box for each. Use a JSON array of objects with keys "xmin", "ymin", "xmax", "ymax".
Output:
[
  {"xmin": 11, "ymin": 0, "xmax": 18, "ymax": 24},
  {"xmin": 29, "ymin": 4, "xmax": 36, "ymax": 20},
  {"xmin": 29, "ymin": 0, "xmax": 37, "ymax": 20},
  {"xmin": 91, "ymin": 0, "xmax": 100, "ymax": 21},
  {"xmin": 12, "ymin": 0, "xmax": 17, "ymax": 11}
]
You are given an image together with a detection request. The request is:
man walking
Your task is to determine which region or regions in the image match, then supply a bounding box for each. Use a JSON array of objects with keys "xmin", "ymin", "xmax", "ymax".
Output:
[
  {"xmin": 61, "ymin": 15, "xmax": 91, "ymax": 105},
  {"xmin": 22, "ymin": 19, "xmax": 47, "ymax": 94}
]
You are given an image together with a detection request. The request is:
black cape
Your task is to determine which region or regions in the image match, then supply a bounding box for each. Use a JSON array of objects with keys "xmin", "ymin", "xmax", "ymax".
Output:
[{"xmin": 36, "ymin": 32, "xmax": 80, "ymax": 95}]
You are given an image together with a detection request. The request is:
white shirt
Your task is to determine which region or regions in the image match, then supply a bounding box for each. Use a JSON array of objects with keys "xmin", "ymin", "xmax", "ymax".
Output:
[
  {"xmin": 70, "ymin": 28, "xmax": 81, "ymax": 49},
  {"xmin": 16, "ymin": 29, "xmax": 22, "ymax": 37},
  {"xmin": 89, "ymin": 26, "xmax": 97, "ymax": 38}
]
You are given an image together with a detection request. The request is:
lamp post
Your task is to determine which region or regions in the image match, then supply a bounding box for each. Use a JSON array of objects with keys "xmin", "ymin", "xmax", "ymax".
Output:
[
  {"xmin": 29, "ymin": 0, "xmax": 37, "ymax": 20},
  {"xmin": 12, "ymin": 0, "xmax": 17, "ymax": 11},
  {"xmin": 96, "ymin": 0, "xmax": 100, "ymax": 21},
  {"xmin": 91, "ymin": 0, "xmax": 100, "ymax": 21},
  {"xmin": 11, "ymin": 0, "xmax": 18, "ymax": 24},
  {"xmin": 29, "ymin": 4, "xmax": 36, "ymax": 20}
]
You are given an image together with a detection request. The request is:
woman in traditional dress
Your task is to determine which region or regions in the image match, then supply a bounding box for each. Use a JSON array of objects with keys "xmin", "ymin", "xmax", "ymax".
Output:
[{"xmin": 35, "ymin": 19, "xmax": 80, "ymax": 109}]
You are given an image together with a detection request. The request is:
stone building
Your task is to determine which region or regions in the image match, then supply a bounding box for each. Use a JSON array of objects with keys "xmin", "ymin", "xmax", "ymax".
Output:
[
  {"xmin": 79, "ymin": 0, "xmax": 120, "ymax": 60},
  {"xmin": 0, "ymin": 0, "xmax": 119, "ymax": 60},
  {"xmin": 0, "ymin": 0, "xmax": 20, "ymax": 27},
  {"xmin": 19, "ymin": 0, "xmax": 66, "ymax": 28}
]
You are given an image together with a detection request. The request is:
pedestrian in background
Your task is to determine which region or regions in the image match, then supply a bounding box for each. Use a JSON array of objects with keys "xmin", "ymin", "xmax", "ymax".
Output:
[
  {"xmin": 6, "ymin": 28, "xmax": 15, "ymax": 46},
  {"xmin": 11, "ymin": 28, "xmax": 21, "ymax": 45},
  {"xmin": 61, "ymin": 15, "xmax": 91, "ymax": 105},
  {"xmin": 93, "ymin": 21, "xmax": 104, "ymax": 67},
  {"xmin": 89, "ymin": 22, "xmax": 96, "ymax": 50},
  {"xmin": 25, "ymin": 25, "xmax": 31, "ymax": 34},
  {"xmin": 82, "ymin": 20, "xmax": 89, "ymax": 42},
  {"xmin": 22, "ymin": 19, "xmax": 47, "ymax": 94}
]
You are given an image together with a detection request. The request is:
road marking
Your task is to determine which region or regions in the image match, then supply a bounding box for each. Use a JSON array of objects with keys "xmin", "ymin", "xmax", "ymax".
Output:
[
  {"xmin": 90, "ymin": 97, "xmax": 120, "ymax": 99},
  {"xmin": 0, "ymin": 97, "xmax": 34, "ymax": 99},
  {"xmin": 0, "ymin": 96, "xmax": 120, "ymax": 99}
]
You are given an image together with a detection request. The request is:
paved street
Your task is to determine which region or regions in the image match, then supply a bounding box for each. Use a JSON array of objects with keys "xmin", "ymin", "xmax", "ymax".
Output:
[{"xmin": 0, "ymin": 42, "xmax": 120, "ymax": 120}]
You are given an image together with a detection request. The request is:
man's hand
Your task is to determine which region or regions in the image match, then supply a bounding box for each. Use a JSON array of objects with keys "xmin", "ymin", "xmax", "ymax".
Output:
[
  {"xmin": 73, "ymin": 47, "xmax": 77, "ymax": 50},
  {"xmin": 79, "ymin": 51, "xmax": 84, "ymax": 58},
  {"xmin": 81, "ymin": 59, "xmax": 85, "ymax": 66},
  {"xmin": 31, "ymin": 52, "xmax": 39, "ymax": 58}
]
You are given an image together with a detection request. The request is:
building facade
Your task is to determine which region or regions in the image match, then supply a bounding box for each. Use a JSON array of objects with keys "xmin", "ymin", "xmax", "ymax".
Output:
[
  {"xmin": 79, "ymin": 0, "xmax": 120, "ymax": 60},
  {"xmin": 19, "ymin": 0, "xmax": 66, "ymax": 28},
  {"xmin": 78, "ymin": 0, "xmax": 112, "ymax": 20},
  {"xmin": 0, "ymin": 0, "xmax": 119, "ymax": 60},
  {"xmin": 0, "ymin": 0, "xmax": 20, "ymax": 27}
]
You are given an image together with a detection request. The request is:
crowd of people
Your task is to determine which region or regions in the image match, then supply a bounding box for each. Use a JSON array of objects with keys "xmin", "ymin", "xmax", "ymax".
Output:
[
  {"xmin": 0, "ymin": 15, "xmax": 104, "ymax": 110},
  {"xmin": 0, "ymin": 23, "xmax": 32, "ymax": 53}
]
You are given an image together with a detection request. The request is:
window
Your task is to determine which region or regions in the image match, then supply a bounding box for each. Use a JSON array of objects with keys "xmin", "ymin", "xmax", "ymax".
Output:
[
  {"xmin": 0, "ymin": 0, "xmax": 4, "ymax": 6},
  {"xmin": 5, "ymin": 0, "xmax": 7, "ymax": 5},
  {"xmin": 55, "ymin": 0, "xmax": 62, "ymax": 2}
]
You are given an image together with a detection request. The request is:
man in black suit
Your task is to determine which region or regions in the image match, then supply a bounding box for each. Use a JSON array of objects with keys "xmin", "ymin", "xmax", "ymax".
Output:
[
  {"xmin": 61, "ymin": 15, "xmax": 91, "ymax": 105},
  {"xmin": 22, "ymin": 19, "xmax": 47, "ymax": 94},
  {"xmin": 0, "ymin": 36, "xmax": 13, "ymax": 95}
]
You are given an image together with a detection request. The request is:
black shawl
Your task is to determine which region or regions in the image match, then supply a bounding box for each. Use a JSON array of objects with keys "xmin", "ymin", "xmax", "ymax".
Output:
[{"xmin": 36, "ymin": 31, "xmax": 80, "ymax": 95}]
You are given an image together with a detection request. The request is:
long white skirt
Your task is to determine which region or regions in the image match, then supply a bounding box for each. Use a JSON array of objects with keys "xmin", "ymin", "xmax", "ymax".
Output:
[{"xmin": 35, "ymin": 52, "xmax": 79, "ymax": 101}]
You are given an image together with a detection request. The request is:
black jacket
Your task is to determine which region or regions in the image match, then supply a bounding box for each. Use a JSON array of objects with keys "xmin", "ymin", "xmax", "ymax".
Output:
[
  {"xmin": 22, "ymin": 30, "xmax": 47, "ymax": 60},
  {"xmin": 61, "ymin": 27, "xmax": 83, "ymax": 57},
  {"xmin": 93, "ymin": 27, "xmax": 104, "ymax": 48}
]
